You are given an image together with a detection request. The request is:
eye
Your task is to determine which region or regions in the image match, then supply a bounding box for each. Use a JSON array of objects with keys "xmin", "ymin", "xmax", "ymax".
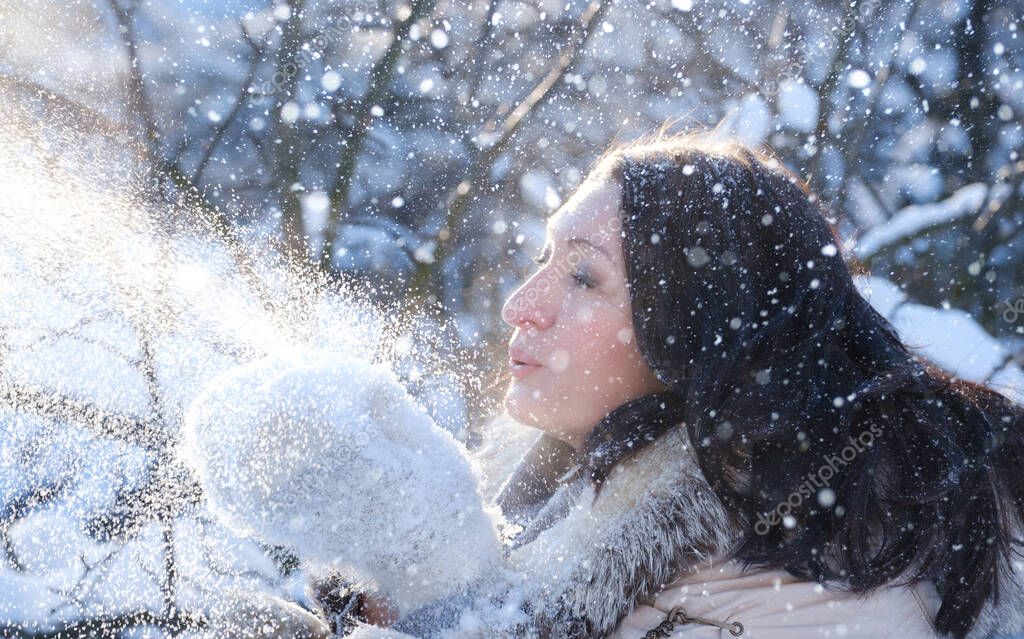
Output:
[
  {"xmin": 532, "ymin": 246, "xmax": 596, "ymax": 289},
  {"xmin": 572, "ymin": 269, "xmax": 597, "ymax": 289}
]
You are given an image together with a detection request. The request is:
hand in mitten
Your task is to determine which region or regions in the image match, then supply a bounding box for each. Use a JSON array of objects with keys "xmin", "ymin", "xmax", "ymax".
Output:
[
  {"xmin": 183, "ymin": 352, "xmax": 504, "ymax": 617},
  {"xmin": 312, "ymin": 573, "xmax": 399, "ymax": 632}
]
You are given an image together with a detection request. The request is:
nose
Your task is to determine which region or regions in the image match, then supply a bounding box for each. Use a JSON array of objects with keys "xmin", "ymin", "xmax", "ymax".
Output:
[{"xmin": 501, "ymin": 271, "xmax": 555, "ymax": 331}]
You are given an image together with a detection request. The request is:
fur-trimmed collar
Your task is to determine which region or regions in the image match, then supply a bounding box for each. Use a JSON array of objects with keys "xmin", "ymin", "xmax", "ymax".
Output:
[{"xmin": 490, "ymin": 423, "xmax": 742, "ymax": 637}]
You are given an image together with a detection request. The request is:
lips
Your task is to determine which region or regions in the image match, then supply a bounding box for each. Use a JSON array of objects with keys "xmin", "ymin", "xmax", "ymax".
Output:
[
  {"xmin": 508, "ymin": 345, "xmax": 543, "ymax": 378},
  {"xmin": 508, "ymin": 345, "xmax": 543, "ymax": 368}
]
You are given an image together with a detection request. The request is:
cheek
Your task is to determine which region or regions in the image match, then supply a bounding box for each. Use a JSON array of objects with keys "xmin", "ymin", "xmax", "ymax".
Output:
[
  {"xmin": 565, "ymin": 306, "xmax": 636, "ymax": 367},
  {"xmin": 566, "ymin": 298, "xmax": 628, "ymax": 329},
  {"xmin": 566, "ymin": 302, "xmax": 597, "ymax": 327},
  {"xmin": 541, "ymin": 303, "xmax": 605, "ymax": 372}
]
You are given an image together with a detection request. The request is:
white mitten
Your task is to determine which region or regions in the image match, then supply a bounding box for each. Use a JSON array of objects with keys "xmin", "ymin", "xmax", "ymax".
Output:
[{"xmin": 182, "ymin": 351, "xmax": 503, "ymax": 616}]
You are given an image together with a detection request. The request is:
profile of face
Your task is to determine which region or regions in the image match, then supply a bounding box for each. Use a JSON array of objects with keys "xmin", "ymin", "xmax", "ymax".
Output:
[{"xmin": 501, "ymin": 177, "xmax": 667, "ymax": 451}]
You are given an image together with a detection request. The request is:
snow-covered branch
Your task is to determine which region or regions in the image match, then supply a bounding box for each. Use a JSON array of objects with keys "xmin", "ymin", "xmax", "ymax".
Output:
[
  {"xmin": 853, "ymin": 182, "xmax": 994, "ymax": 260},
  {"xmin": 0, "ymin": 379, "xmax": 169, "ymax": 451}
]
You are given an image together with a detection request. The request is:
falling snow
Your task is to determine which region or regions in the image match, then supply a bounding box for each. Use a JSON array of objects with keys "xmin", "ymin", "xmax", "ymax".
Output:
[{"xmin": 1, "ymin": 0, "xmax": 1022, "ymax": 635}]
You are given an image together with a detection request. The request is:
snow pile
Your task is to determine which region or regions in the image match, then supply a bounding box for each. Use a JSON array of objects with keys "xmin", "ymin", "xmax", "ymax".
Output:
[
  {"xmin": 856, "ymin": 275, "xmax": 1024, "ymax": 404},
  {"xmin": 182, "ymin": 352, "xmax": 504, "ymax": 616}
]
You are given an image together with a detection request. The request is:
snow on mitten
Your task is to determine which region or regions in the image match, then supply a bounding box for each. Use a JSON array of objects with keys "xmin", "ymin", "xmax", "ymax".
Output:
[{"xmin": 182, "ymin": 352, "xmax": 503, "ymax": 616}]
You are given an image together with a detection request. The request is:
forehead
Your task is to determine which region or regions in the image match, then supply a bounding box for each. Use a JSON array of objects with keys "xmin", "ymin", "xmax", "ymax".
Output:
[{"xmin": 546, "ymin": 178, "xmax": 620, "ymax": 238}]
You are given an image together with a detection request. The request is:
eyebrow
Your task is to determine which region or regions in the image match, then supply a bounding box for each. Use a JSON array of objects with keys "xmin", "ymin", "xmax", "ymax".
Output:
[
  {"xmin": 545, "ymin": 216, "xmax": 615, "ymax": 264},
  {"xmin": 566, "ymin": 236, "xmax": 613, "ymax": 264}
]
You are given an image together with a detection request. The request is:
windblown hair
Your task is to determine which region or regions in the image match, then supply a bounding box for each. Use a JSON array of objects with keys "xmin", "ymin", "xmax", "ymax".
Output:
[{"xmin": 576, "ymin": 129, "xmax": 1024, "ymax": 638}]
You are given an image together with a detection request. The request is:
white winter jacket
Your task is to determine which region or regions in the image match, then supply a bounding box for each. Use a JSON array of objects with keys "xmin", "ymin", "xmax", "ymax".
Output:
[{"xmin": 611, "ymin": 559, "xmax": 941, "ymax": 638}]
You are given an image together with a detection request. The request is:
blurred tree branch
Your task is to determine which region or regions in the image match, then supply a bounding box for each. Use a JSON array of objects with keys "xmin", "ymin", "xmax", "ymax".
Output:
[
  {"xmin": 320, "ymin": 0, "xmax": 440, "ymax": 269},
  {"xmin": 805, "ymin": 0, "xmax": 863, "ymax": 189},
  {"xmin": 1, "ymin": 479, "xmax": 72, "ymax": 572},
  {"xmin": 463, "ymin": 0, "xmax": 500, "ymax": 106},
  {"xmin": 107, "ymin": 0, "xmax": 161, "ymax": 162},
  {"xmin": 656, "ymin": 7, "xmax": 761, "ymax": 96},
  {"xmin": 273, "ymin": 0, "xmax": 314, "ymax": 265},
  {"xmin": 192, "ymin": 21, "xmax": 265, "ymax": 186},
  {"xmin": 406, "ymin": 0, "xmax": 613, "ymax": 304},
  {"xmin": 836, "ymin": 0, "xmax": 922, "ymax": 224},
  {"xmin": 101, "ymin": 4, "xmax": 290, "ymax": 313}
]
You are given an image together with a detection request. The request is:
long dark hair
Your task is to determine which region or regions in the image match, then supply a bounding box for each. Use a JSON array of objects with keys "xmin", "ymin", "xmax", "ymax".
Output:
[{"xmin": 577, "ymin": 129, "xmax": 1024, "ymax": 638}]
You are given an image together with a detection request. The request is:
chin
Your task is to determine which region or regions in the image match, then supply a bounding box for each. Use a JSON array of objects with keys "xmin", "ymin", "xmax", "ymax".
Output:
[
  {"xmin": 504, "ymin": 390, "xmax": 581, "ymax": 446},
  {"xmin": 502, "ymin": 395, "xmax": 530, "ymax": 425},
  {"xmin": 503, "ymin": 386, "xmax": 543, "ymax": 429}
]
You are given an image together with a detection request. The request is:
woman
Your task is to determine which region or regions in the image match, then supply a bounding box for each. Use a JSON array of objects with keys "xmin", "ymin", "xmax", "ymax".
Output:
[{"xmin": 322, "ymin": 128, "xmax": 1024, "ymax": 639}]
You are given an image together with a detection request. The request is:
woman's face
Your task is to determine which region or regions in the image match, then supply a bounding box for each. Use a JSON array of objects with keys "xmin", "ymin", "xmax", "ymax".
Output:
[{"xmin": 501, "ymin": 177, "xmax": 667, "ymax": 451}]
